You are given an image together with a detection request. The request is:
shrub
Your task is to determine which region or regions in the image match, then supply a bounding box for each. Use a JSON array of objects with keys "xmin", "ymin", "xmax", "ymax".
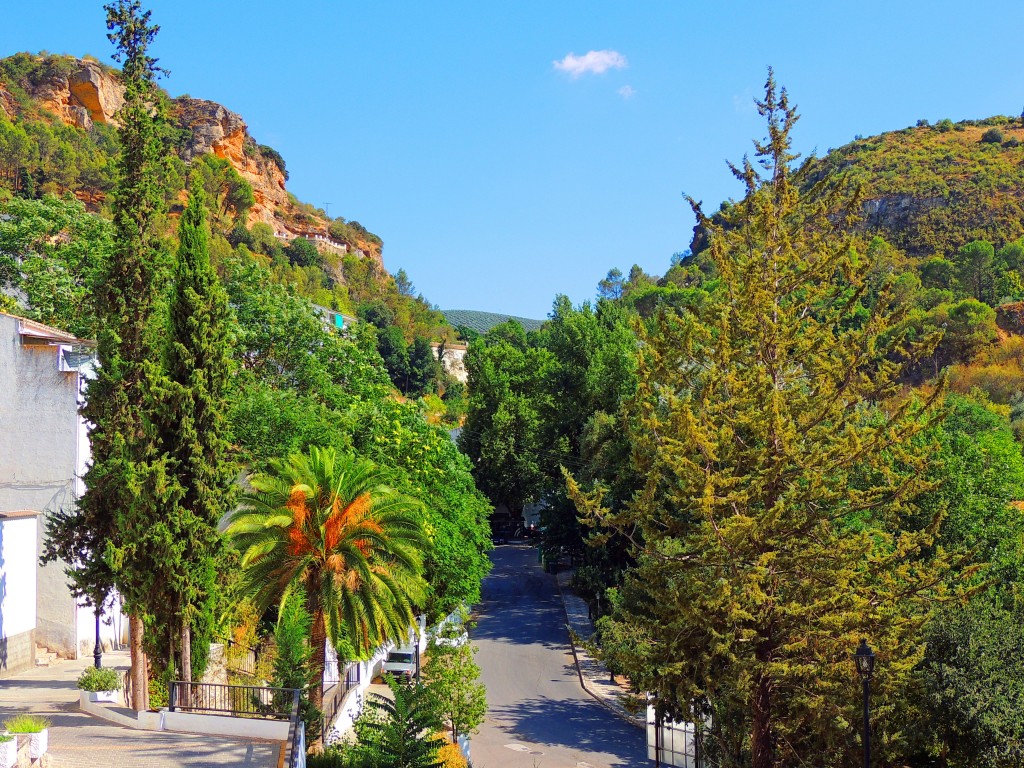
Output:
[
  {"xmin": 3, "ymin": 715, "xmax": 50, "ymax": 733},
  {"xmin": 936, "ymin": 118, "xmax": 954, "ymax": 132},
  {"xmin": 76, "ymin": 666, "xmax": 121, "ymax": 692},
  {"xmin": 982, "ymin": 127, "xmax": 1005, "ymax": 144}
]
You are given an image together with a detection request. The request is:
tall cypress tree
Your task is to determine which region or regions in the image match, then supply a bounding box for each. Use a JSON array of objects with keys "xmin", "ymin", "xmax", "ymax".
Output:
[
  {"xmin": 72, "ymin": 0, "xmax": 168, "ymax": 710},
  {"xmin": 571, "ymin": 72, "xmax": 954, "ymax": 768},
  {"xmin": 150, "ymin": 178, "xmax": 234, "ymax": 682}
]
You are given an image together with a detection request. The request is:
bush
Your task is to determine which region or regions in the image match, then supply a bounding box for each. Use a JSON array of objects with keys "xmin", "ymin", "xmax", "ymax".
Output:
[
  {"xmin": 982, "ymin": 127, "xmax": 1005, "ymax": 144},
  {"xmin": 76, "ymin": 666, "xmax": 121, "ymax": 692},
  {"xmin": 3, "ymin": 715, "xmax": 50, "ymax": 733},
  {"xmin": 306, "ymin": 745, "xmax": 369, "ymax": 767}
]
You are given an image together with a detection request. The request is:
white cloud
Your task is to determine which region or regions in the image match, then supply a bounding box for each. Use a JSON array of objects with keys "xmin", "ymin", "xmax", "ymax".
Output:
[
  {"xmin": 618, "ymin": 85, "xmax": 635, "ymax": 99},
  {"xmin": 553, "ymin": 50, "xmax": 628, "ymax": 78}
]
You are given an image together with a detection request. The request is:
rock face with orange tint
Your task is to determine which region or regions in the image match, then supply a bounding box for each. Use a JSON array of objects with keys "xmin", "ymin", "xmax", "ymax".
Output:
[
  {"xmin": 28, "ymin": 59, "xmax": 123, "ymax": 130},
  {"xmin": 3, "ymin": 55, "xmax": 385, "ymax": 268},
  {"xmin": 173, "ymin": 98, "xmax": 289, "ymax": 228}
]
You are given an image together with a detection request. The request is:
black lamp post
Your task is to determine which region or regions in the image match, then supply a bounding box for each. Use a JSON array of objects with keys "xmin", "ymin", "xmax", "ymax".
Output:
[
  {"xmin": 93, "ymin": 611, "xmax": 103, "ymax": 669},
  {"xmin": 854, "ymin": 639, "xmax": 876, "ymax": 768}
]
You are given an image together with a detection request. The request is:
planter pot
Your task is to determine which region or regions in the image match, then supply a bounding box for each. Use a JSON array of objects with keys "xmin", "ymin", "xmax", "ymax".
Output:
[
  {"xmin": 0, "ymin": 735, "xmax": 16, "ymax": 768},
  {"xmin": 28, "ymin": 729, "xmax": 47, "ymax": 759},
  {"xmin": 88, "ymin": 689, "xmax": 120, "ymax": 704}
]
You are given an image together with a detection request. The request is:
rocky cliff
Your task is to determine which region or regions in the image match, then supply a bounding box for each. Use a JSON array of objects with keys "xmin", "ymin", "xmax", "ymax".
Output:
[{"xmin": 0, "ymin": 54, "xmax": 383, "ymax": 264}]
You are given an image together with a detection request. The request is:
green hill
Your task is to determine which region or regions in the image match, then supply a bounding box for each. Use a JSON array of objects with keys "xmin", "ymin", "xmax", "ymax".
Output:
[
  {"xmin": 692, "ymin": 115, "xmax": 1024, "ymax": 261},
  {"xmin": 442, "ymin": 309, "xmax": 545, "ymax": 335}
]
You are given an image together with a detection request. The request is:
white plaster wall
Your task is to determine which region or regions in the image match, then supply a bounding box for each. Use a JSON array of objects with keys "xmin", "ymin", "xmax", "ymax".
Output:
[
  {"xmin": 0, "ymin": 516, "xmax": 37, "ymax": 638},
  {"xmin": 75, "ymin": 592, "xmax": 126, "ymax": 656},
  {"xmin": 0, "ymin": 314, "xmax": 83, "ymax": 655}
]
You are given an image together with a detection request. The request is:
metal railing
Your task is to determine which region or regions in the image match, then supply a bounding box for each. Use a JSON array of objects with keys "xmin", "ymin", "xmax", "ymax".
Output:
[
  {"xmin": 284, "ymin": 689, "xmax": 306, "ymax": 768},
  {"xmin": 321, "ymin": 662, "xmax": 361, "ymax": 745},
  {"xmin": 168, "ymin": 681, "xmax": 297, "ymax": 720}
]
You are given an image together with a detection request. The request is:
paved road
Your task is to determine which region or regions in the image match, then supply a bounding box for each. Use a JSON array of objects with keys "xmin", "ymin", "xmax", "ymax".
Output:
[
  {"xmin": 0, "ymin": 652, "xmax": 277, "ymax": 768},
  {"xmin": 471, "ymin": 544, "xmax": 646, "ymax": 768}
]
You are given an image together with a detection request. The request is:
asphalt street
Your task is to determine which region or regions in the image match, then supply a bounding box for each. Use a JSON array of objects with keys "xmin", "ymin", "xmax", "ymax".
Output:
[{"xmin": 471, "ymin": 544, "xmax": 646, "ymax": 768}]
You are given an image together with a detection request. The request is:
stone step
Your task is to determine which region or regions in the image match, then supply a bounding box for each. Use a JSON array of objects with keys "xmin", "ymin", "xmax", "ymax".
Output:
[{"xmin": 34, "ymin": 645, "xmax": 61, "ymax": 667}]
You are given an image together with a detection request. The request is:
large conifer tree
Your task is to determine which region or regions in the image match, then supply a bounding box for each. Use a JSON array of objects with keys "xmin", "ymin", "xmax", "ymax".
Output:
[
  {"xmin": 148, "ymin": 179, "xmax": 234, "ymax": 682},
  {"xmin": 572, "ymin": 73, "xmax": 953, "ymax": 768},
  {"xmin": 73, "ymin": 0, "xmax": 168, "ymax": 709}
]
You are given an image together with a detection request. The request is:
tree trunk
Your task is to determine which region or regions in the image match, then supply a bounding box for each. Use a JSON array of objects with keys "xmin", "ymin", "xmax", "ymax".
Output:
[
  {"xmin": 129, "ymin": 615, "xmax": 148, "ymax": 711},
  {"xmin": 181, "ymin": 619, "xmax": 192, "ymax": 684},
  {"xmin": 751, "ymin": 671, "xmax": 774, "ymax": 768},
  {"xmin": 310, "ymin": 609, "xmax": 327, "ymax": 711}
]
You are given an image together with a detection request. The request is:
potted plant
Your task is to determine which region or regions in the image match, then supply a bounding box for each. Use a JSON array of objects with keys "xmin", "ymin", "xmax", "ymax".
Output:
[
  {"xmin": 76, "ymin": 666, "xmax": 122, "ymax": 703},
  {"xmin": 3, "ymin": 715, "xmax": 50, "ymax": 759},
  {"xmin": 0, "ymin": 733, "xmax": 16, "ymax": 768}
]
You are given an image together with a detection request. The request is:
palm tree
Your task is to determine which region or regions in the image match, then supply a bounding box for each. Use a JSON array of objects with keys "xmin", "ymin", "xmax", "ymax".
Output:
[{"xmin": 227, "ymin": 446, "xmax": 429, "ymax": 709}]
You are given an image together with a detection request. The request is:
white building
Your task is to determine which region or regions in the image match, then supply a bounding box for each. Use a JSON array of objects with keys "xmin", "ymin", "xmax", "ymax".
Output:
[
  {"xmin": 0, "ymin": 312, "xmax": 123, "ymax": 669},
  {"xmin": 0, "ymin": 510, "xmax": 39, "ymax": 676}
]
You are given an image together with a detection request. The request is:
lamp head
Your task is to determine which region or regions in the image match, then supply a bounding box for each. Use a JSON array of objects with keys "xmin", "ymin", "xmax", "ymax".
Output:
[{"xmin": 854, "ymin": 638, "xmax": 876, "ymax": 680}]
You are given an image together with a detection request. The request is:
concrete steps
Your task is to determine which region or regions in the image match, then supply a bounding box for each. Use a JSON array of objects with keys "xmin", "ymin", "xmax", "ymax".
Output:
[{"xmin": 34, "ymin": 645, "xmax": 62, "ymax": 667}]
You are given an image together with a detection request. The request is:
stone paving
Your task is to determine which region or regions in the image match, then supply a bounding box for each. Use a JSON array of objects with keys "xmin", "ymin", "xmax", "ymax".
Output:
[
  {"xmin": 555, "ymin": 568, "xmax": 645, "ymax": 729},
  {"xmin": 0, "ymin": 651, "xmax": 279, "ymax": 768}
]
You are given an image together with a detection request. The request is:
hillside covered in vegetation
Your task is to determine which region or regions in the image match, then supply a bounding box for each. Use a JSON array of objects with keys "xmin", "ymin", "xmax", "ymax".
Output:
[{"xmin": 0, "ymin": 51, "xmax": 476, "ymax": 403}]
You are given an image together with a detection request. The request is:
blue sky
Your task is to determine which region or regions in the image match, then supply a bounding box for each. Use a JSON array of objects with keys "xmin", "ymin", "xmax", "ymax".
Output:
[{"xmin": 3, "ymin": 2, "xmax": 1023, "ymax": 318}]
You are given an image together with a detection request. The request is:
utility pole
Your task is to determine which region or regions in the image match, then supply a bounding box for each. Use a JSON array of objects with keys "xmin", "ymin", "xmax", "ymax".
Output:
[{"xmin": 323, "ymin": 202, "xmax": 332, "ymax": 219}]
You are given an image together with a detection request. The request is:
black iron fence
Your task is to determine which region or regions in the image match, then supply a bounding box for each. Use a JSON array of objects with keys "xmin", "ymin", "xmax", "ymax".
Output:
[
  {"xmin": 321, "ymin": 662, "xmax": 361, "ymax": 745},
  {"xmin": 168, "ymin": 681, "xmax": 297, "ymax": 720}
]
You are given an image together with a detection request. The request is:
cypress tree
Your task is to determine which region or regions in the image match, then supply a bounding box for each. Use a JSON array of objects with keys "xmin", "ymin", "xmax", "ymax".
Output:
[
  {"xmin": 72, "ymin": 0, "xmax": 169, "ymax": 710},
  {"xmin": 571, "ymin": 72, "xmax": 954, "ymax": 768},
  {"xmin": 150, "ymin": 178, "xmax": 234, "ymax": 682}
]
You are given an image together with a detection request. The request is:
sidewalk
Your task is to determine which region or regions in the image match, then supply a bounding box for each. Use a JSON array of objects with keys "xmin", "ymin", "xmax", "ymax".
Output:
[
  {"xmin": 555, "ymin": 568, "xmax": 644, "ymax": 729},
  {"xmin": 0, "ymin": 652, "xmax": 278, "ymax": 767}
]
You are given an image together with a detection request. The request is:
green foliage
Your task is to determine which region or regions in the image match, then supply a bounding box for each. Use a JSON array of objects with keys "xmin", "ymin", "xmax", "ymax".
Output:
[
  {"xmin": 228, "ymin": 447, "xmax": 429, "ymax": 708},
  {"xmin": 459, "ymin": 321, "xmax": 553, "ymax": 516},
  {"xmin": 572, "ymin": 73, "xmax": 952, "ymax": 768},
  {"xmin": 423, "ymin": 624, "xmax": 487, "ymax": 740},
  {"xmin": 53, "ymin": 2, "xmax": 171, "ymax": 651},
  {"xmin": 257, "ymin": 144, "xmax": 288, "ymax": 180},
  {"xmin": 272, "ymin": 595, "xmax": 322, "ymax": 741},
  {"xmin": 3, "ymin": 715, "xmax": 50, "ymax": 733},
  {"xmin": 981, "ymin": 127, "xmax": 1005, "ymax": 144},
  {"xmin": 920, "ymin": 601, "xmax": 1024, "ymax": 767},
  {"xmin": 352, "ymin": 676, "xmax": 445, "ymax": 768},
  {"xmin": 285, "ymin": 236, "xmax": 322, "ymax": 268},
  {"xmin": 350, "ymin": 399, "xmax": 492, "ymax": 615},
  {"xmin": 0, "ymin": 194, "xmax": 112, "ymax": 338},
  {"xmin": 138, "ymin": 180, "xmax": 234, "ymax": 681},
  {"xmin": 76, "ymin": 666, "xmax": 122, "ymax": 692},
  {"xmin": 190, "ymin": 154, "xmax": 254, "ymax": 232}
]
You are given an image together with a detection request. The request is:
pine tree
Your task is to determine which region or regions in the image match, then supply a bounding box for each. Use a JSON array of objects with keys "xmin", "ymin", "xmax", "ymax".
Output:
[
  {"xmin": 571, "ymin": 72, "xmax": 953, "ymax": 768},
  {"xmin": 72, "ymin": 0, "xmax": 169, "ymax": 710}
]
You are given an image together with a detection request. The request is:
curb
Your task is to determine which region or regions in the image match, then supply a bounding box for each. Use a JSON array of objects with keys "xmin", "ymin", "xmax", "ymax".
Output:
[{"xmin": 553, "ymin": 570, "xmax": 644, "ymax": 730}]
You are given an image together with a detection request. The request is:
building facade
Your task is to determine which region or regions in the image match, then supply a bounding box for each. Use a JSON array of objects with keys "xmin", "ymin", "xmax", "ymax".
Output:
[{"xmin": 0, "ymin": 312, "xmax": 122, "ymax": 663}]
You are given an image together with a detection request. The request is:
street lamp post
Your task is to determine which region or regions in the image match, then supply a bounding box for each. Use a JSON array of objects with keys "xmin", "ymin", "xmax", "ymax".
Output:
[
  {"xmin": 854, "ymin": 639, "xmax": 876, "ymax": 768},
  {"xmin": 93, "ymin": 611, "xmax": 102, "ymax": 669}
]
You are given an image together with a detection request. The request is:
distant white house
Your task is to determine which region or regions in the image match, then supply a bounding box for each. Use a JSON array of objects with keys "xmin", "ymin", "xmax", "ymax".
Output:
[{"xmin": 0, "ymin": 313, "xmax": 124, "ymax": 667}]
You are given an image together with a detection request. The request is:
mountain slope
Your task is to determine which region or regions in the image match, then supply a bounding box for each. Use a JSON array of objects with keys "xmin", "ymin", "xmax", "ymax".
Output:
[{"xmin": 692, "ymin": 116, "xmax": 1024, "ymax": 260}]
